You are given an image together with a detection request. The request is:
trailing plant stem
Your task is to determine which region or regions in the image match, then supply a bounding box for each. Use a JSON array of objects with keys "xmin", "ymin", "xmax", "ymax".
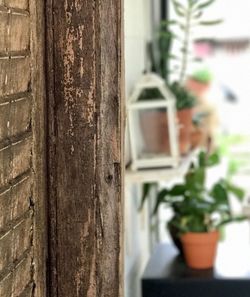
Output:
[{"xmin": 179, "ymin": 8, "xmax": 191, "ymax": 84}]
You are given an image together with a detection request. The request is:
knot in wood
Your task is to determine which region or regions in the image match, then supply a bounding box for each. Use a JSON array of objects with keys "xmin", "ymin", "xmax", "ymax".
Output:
[{"xmin": 105, "ymin": 173, "xmax": 113, "ymax": 185}]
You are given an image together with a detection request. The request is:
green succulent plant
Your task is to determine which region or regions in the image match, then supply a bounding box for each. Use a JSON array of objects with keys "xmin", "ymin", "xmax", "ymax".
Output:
[
  {"xmin": 169, "ymin": 81, "xmax": 196, "ymax": 110},
  {"xmin": 140, "ymin": 151, "xmax": 246, "ymax": 234},
  {"xmin": 191, "ymin": 68, "xmax": 213, "ymax": 84}
]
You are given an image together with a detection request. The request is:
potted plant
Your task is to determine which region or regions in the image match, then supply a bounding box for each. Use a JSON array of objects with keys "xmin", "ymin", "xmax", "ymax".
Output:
[
  {"xmin": 186, "ymin": 68, "xmax": 213, "ymax": 98},
  {"xmin": 141, "ymin": 151, "xmax": 246, "ymax": 269},
  {"xmin": 168, "ymin": 0, "xmax": 222, "ymax": 154},
  {"xmin": 169, "ymin": 82, "xmax": 196, "ymax": 154},
  {"xmin": 138, "ymin": 83, "xmax": 196, "ymax": 155},
  {"xmin": 146, "ymin": 0, "xmax": 222, "ymax": 154}
]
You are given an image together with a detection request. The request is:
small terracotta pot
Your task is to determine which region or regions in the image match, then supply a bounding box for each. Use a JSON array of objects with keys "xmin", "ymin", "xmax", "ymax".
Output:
[
  {"xmin": 140, "ymin": 110, "xmax": 170, "ymax": 154},
  {"xmin": 177, "ymin": 108, "xmax": 193, "ymax": 155},
  {"xmin": 181, "ymin": 231, "xmax": 219, "ymax": 269},
  {"xmin": 186, "ymin": 79, "xmax": 210, "ymax": 97}
]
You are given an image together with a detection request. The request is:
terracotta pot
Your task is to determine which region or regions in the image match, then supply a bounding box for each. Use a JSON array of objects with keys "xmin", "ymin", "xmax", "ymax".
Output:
[
  {"xmin": 186, "ymin": 79, "xmax": 210, "ymax": 97},
  {"xmin": 177, "ymin": 108, "xmax": 193, "ymax": 155},
  {"xmin": 140, "ymin": 110, "xmax": 170, "ymax": 154},
  {"xmin": 181, "ymin": 231, "xmax": 219, "ymax": 269}
]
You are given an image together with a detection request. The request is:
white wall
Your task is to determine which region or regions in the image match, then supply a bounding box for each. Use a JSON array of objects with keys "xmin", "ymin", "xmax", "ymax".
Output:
[
  {"xmin": 124, "ymin": 186, "xmax": 151, "ymax": 297},
  {"xmin": 124, "ymin": 1, "xmax": 155, "ymax": 297},
  {"xmin": 194, "ymin": 0, "xmax": 250, "ymax": 39},
  {"xmin": 125, "ymin": 0, "xmax": 152, "ymax": 95}
]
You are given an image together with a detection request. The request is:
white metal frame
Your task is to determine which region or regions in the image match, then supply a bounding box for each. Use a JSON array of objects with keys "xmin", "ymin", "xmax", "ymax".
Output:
[{"xmin": 128, "ymin": 73, "xmax": 180, "ymax": 171}]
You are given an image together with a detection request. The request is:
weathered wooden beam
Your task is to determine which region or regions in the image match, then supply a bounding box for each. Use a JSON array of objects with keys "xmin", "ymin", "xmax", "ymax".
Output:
[
  {"xmin": 30, "ymin": 0, "xmax": 47, "ymax": 296},
  {"xmin": 46, "ymin": 1, "xmax": 124, "ymax": 296}
]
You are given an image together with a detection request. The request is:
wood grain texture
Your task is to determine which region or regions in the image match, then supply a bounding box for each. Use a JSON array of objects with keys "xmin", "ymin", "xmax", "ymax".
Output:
[
  {"xmin": 0, "ymin": 3, "xmax": 31, "ymax": 296},
  {"xmin": 29, "ymin": 0, "xmax": 47, "ymax": 296},
  {"xmin": 46, "ymin": 0, "xmax": 124, "ymax": 296},
  {"xmin": 0, "ymin": 1, "xmax": 46, "ymax": 296}
]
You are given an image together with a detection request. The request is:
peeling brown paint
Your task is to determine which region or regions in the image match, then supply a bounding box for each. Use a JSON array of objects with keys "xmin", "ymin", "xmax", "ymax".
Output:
[
  {"xmin": 46, "ymin": 0, "xmax": 124, "ymax": 296},
  {"xmin": 74, "ymin": 0, "xmax": 83, "ymax": 13},
  {"xmin": 86, "ymin": 253, "xmax": 96, "ymax": 297}
]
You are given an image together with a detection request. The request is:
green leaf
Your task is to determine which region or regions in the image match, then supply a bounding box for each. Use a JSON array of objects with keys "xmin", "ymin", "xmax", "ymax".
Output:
[
  {"xmin": 160, "ymin": 20, "xmax": 178, "ymax": 27},
  {"xmin": 199, "ymin": 19, "xmax": 223, "ymax": 26},
  {"xmin": 171, "ymin": 0, "xmax": 186, "ymax": 17},
  {"xmin": 185, "ymin": 172, "xmax": 195, "ymax": 189},
  {"xmin": 207, "ymin": 151, "xmax": 220, "ymax": 166},
  {"xmin": 185, "ymin": 167, "xmax": 205, "ymax": 192},
  {"xmin": 169, "ymin": 82, "xmax": 197, "ymax": 109},
  {"xmin": 168, "ymin": 184, "xmax": 186, "ymax": 196},
  {"xmin": 193, "ymin": 201, "xmax": 214, "ymax": 213},
  {"xmin": 227, "ymin": 159, "xmax": 241, "ymax": 177},
  {"xmin": 188, "ymin": 0, "xmax": 201, "ymax": 8},
  {"xmin": 217, "ymin": 215, "xmax": 247, "ymax": 227},
  {"xmin": 192, "ymin": 10, "xmax": 203, "ymax": 19},
  {"xmin": 196, "ymin": 0, "xmax": 216, "ymax": 10},
  {"xmin": 163, "ymin": 53, "xmax": 179, "ymax": 60},
  {"xmin": 214, "ymin": 204, "xmax": 230, "ymax": 213},
  {"xmin": 152, "ymin": 189, "xmax": 169, "ymax": 215},
  {"xmin": 169, "ymin": 217, "xmax": 188, "ymax": 233},
  {"xmin": 211, "ymin": 183, "xmax": 228, "ymax": 205},
  {"xmin": 139, "ymin": 182, "xmax": 153, "ymax": 211},
  {"xmin": 159, "ymin": 31, "xmax": 172, "ymax": 38},
  {"xmin": 180, "ymin": 214, "xmax": 208, "ymax": 233},
  {"xmin": 226, "ymin": 181, "xmax": 245, "ymax": 201},
  {"xmin": 196, "ymin": 167, "xmax": 206, "ymax": 186},
  {"xmin": 198, "ymin": 151, "xmax": 206, "ymax": 167}
]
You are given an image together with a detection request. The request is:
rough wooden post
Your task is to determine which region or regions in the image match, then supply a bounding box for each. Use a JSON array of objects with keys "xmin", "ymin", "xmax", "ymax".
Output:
[{"xmin": 46, "ymin": 1, "xmax": 124, "ymax": 296}]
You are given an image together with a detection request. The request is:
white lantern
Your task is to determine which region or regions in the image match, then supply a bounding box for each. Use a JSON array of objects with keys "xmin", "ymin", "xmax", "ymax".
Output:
[{"xmin": 128, "ymin": 73, "xmax": 180, "ymax": 170}]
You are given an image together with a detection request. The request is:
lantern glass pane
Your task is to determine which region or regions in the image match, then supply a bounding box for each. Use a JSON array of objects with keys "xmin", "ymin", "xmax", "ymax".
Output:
[{"xmin": 132, "ymin": 107, "xmax": 171, "ymax": 160}]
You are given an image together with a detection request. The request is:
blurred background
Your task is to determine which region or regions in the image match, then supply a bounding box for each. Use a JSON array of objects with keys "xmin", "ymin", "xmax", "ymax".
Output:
[{"xmin": 124, "ymin": 1, "xmax": 250, "ymax": 296}]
